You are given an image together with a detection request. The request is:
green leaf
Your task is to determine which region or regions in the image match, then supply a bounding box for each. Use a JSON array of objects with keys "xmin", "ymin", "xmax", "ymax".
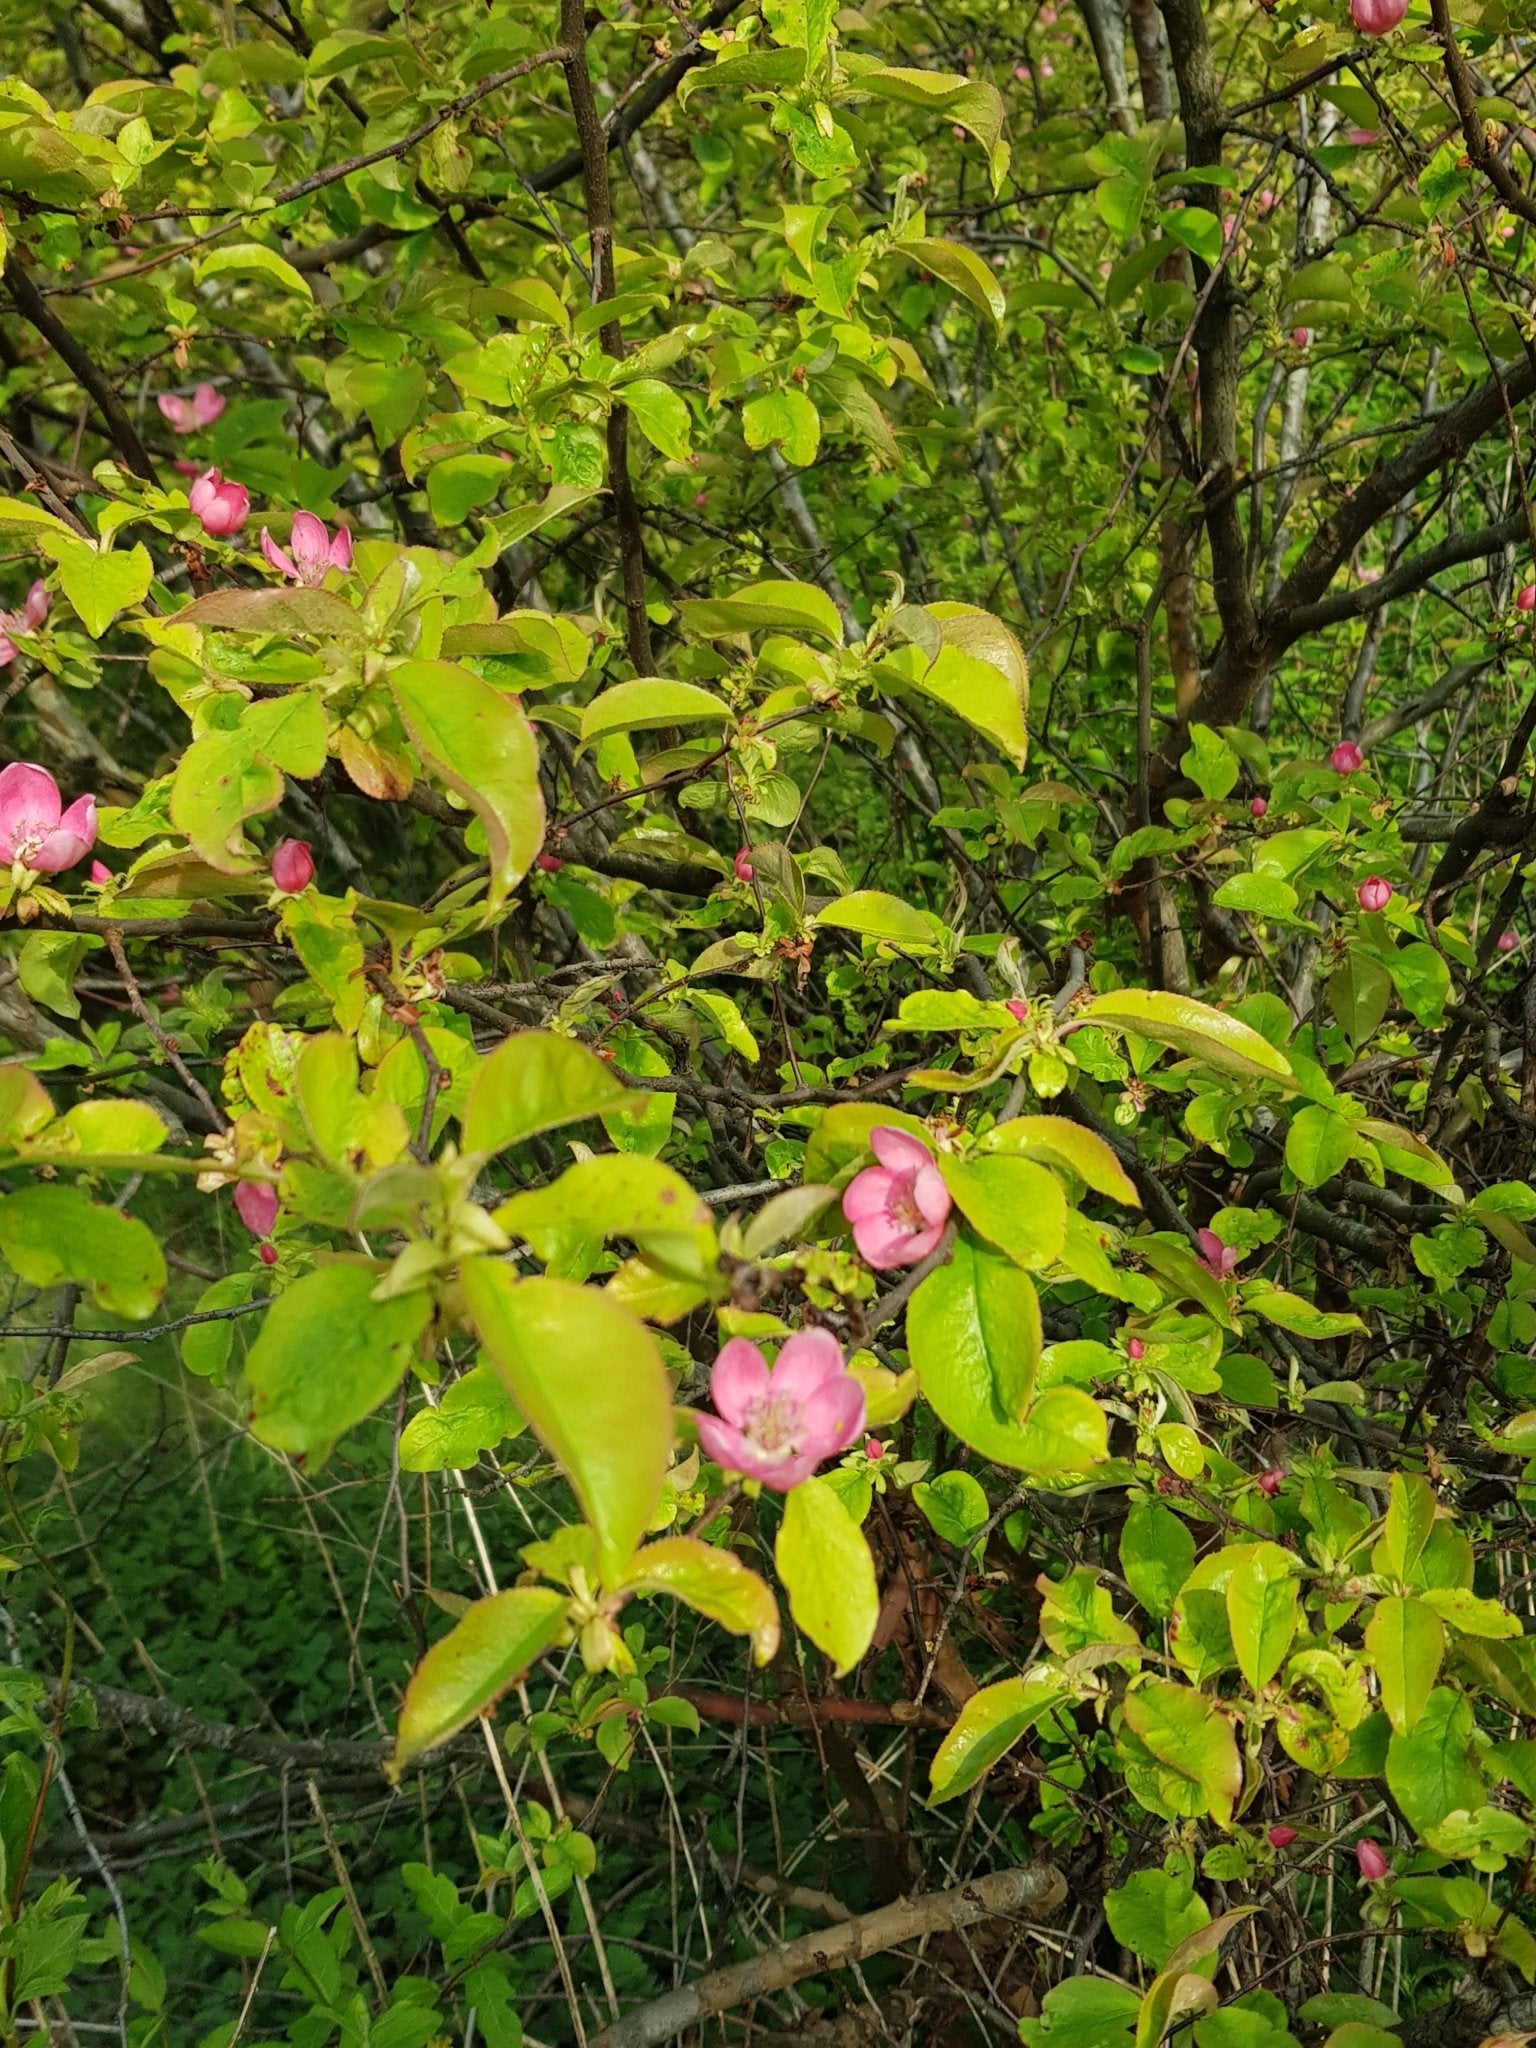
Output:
[
  {"xmin": 194, "ymin": 240, "xmax": 313, "ymax": 299},
  {"xmin": 177, "ymin": 586, "xmax": 364, "ymax": 639},
  {"xmin": 462, "ymin": 1032, "xmax": 639, "ymax": 1156},
  {"xmin": 856, "ymin": 66, "xmax": 1007, "ymax": 185},
  {"xmin": 1284, "ymin": 1104, "xmax": 1356, "ymax": 1187},
  {"xmin": 1181, "ymin": 723, "xmax": 1240, "ymax": 801},
  {"xmin": 939, "ymin": 1155, "xmax": 1067, "ymax": 1269},
  {"xmin": 623, "ymin": 379, "xmax": 692, "ymax": 462},
  {"xmin": 1105, "ymin": 1868, "xmax": 1210, "ymax": 1970},
  {"xmin": 1161, "ymin": 205, "xmax": 1223, "ymax": 266},
  {"xmin": 0, "ymin": 1183, "xmax": 166, "ymax": 1319},
  {"xmin": 743, "ymin": 387, "xmax": 821, "ymax": 467},
  {"xmin": 390, "ymin": 660, "xmax": 545, "ymax": 915},
  {"xmin": 1076, "ymin": 990, "xmax": 1293, "ymax": 1084},
  {"xmin": 899, "ymin": 236, "xmax": 1004, "ymax": 329},
  {"xmin": 981, "ymin": 1116, "xmax": 1139, "ymax": 1205},
  {"xmin": 46, "ymin": 538, "xmax": 152, "ymax": 638},
  {"xmin": 1365, "ymin": 1597, "xmax": 1444, "ymax": 1736},
  {"xmin": 244, "ymin": 1265, "xmax": 431, "ymax": 1462},
  {"xmin": 929, "ymin": 1665, "xmax": 1070, "ymax": 1804},
  {"xmin": 1212, "ymin": 874, "xmax": 1299, "ymax": 919},
  {"xmin": 392, "ymin": 1587, "xmax": 570, "ymax": 1771},
  {"xmin": 1382, "ymin": 1472, "xmax": 1437, "ymax": 1581},
  {"xmin": 1020, "ymin": 1978, "xmax": 1139, "ymax": 2048},
  {"xmin": 775, "ymin": 1475, "xmax": 878, "ymax": 1676},
  {"xmin": 463, "ymin": 1264, "xmax": 672, "ymax": 1587},
  {"xmin": 911, "ymin": 1469, "xmax": 990, "ymax": 1548},
  {"xmin": 1385, "ymin": 1685, "xmax": 1484, "ymax": 1833},
  {"xmin": 1224, "ymin": 1543, "xmax": 1298, "ymax": 1690},
  {"xmin": 426, "ymin": 455, "xmax": 508, "ymax": 527},
  {"xmin": 676, "ymin": 579, "xmax": 843, "ymax": 643},
  {"xmin": 1242, "ymin": 1284, "xmax": 1365, "ymax": 1339},
  {"xmin": 815, "ymin": 890, "xmax": 938, "ymax": 948},
  {"xmin": 1120, "ymin": 1501, "xmax": 1196, "ymax": 1620},
  {"xmin": 17, "ymin": 931, "xmax": 100, "ymax": 1021},
  {"xmin": 399, "ymin": 1366, "xmax": 521, "ymax": 1473},
  {"xmin": 1388, "ymin": 943, "xmax": 1451, "ymax": 1028},
  {"xmin": 621, "ymin": 1535, "xmax": 780, "ymax": 1663},
  {"xmin": 495, "ymin": 1155, "xmax": 716, "ymax": 1285},
  {"xmin": 580, "ymin": 679, "xmax": 734, "ymax": 744},
  {"xmin": 900, "ymin": 603, "xmax": 1029, "ymax": 766},
  {"xmin": 1121, "ymin": 1680, "xmax": 1242, "ymax": 1826}
]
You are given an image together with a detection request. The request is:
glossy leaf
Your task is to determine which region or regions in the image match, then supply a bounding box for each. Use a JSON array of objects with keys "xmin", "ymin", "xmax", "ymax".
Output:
[
  {"xmin": 774, "ymin": 1476, "xmax": 878, "ymax": 1676},
  {"xmin": 392, "ymin": 1587, "xmax": 569, "ymax": 1771},
  {"xmin": 245, "ymin": 1265, "xmax": 431, "ymax": 1462}
]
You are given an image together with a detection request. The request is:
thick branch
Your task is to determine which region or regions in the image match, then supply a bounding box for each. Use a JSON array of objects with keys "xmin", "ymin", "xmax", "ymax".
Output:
[
  {"xmin": 4, "ymin": 256, "xmax": 157, "ymax": 481},
  {"xmin": 588, "ymin": 1864, "xmax": 1067, "ymax": 2048}
]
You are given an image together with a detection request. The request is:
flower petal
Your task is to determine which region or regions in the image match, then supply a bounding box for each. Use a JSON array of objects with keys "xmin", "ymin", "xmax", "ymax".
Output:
[
  {"xmin": 156, "ymin": 393, "xmax": 193, "ymax": 432},
  {"xmin": 260, "ymin": 529, "xmax": 296, "ymax": 580},
  {"xmin": 696, "ymin": 1412, "xmax": 780, "ymax": 1483},
  {"xmin": 758, "ymin": 1448, "xmax": 824, "ymax": 1492},
  {"xmin": 799, "ymin": 1374, "xmax": 866, "ymax": 1459},
  {"xmin": 869, "ymin": 1125, "xmax": 935, "ymax": 1174},
  {"xmin": 710, "ymin": 1338, "xmax": 769, "ymax": 1424},
  {"xmin": 0, "ymin": 761, "xmax": 61, "ymax": 861},
  {"xmin": 851, "ymin": 1211, "xmax": 915, "ymax": 1270},
  {"xmin": 31, "ymin": 794, "xmax": 97, "ymax": 873},
  {"xmin": 329, "ymin": 524, "xmax": 353, "ymax": 570},
  {"xmin": 912, "ymin": 1163, "xmax": 952, "ymax": 1228},
  {"xmin": 771, "ymin": 1327, "xmax": 845, "ymax": 1404},
  {"xmin": 191, "ymin": 383, "xmax": 226, "ymax": 427},
  {"xmin": 288, "ymin": 513, "xmax": 330, "ymax": 579},
  {"xmin": 842, "ymin": 1164, "xmax": 896, "ymax": 1223}
]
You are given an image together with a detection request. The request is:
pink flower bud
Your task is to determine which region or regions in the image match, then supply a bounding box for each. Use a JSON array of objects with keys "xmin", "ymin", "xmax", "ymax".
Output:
[
  {"xmin": 1356, "ymin": 876, "xmax": 1393, "ymax": 913},
  {"xmin": 1257, "ymin": 1467, "xmax": 1285, "ymax": 1496},
  {"xmin": 536, "ymin": 852, "xmax": 563, "ymax": 873},
  {"xmin": 1291, "ymin": 327, "xmax": 1311, "ymax": 349},
  {"xmin": 1355, "ymin": 1838, "xmax": 1390, "ymax": 1881},
  {"xmin": 1518, "ymin": 584, "xmax": 1536, "ymax": 613},
  {"xmin": 734, "ymin": 847, "xmax": 755, "ymax": 882},
  {"xmin": 1006, "ymin": 998, "xmax": 1029, "ymax": 1021},
  {"xmin": 1126, "ymin": 1337, "xmax": 1145, "ymax": 1361},
  {"xmin": 1250, "ymin": 797, "xmax": 1267, "ymax": 818},
  {"xmin": 235, "ymin": 1181, "xmax": 279, "ymax": 1238},
  {"xmin": 88, "ymin": 860, "xmax": 110, "ymax": 884},
  {"xmin": 1330, "ymin": 740, "xmax": 1364, "ymax": 774},
  {"xmin": 187, "ymin": 468, "xmax": 250, "ymax": 537},
  {"xmin": 865, "ymin": 1437, "xmax": 885, "ymax": 1461},
  {"xmin": 1499, "ymin": 928, "xmax": 1520, "ymax": 953},
  {"xmin": 259, "ymin": 1241, "xmax": 278, "ymax": 1266},
  {"xmin": 1257, "ymin": 189, "xmax": 1278, "ymax": 213},
  {"xmin": 1268, "ymin": 1825, "xmax": 1298, "ymax": 1848},
  {"xmin": 1351, "ymin": 0, "xmax": 1406, "ymax": 32},
  {"xmin": 693, "ymin": 491, "xmax": 708, "ymax": 509},
  {"xmin": 270, "ymin": 838, "xmax": 314, "ymax": 894}
]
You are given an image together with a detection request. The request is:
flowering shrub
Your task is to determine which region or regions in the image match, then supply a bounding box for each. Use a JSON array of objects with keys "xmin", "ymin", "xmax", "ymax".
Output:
[{"xmin": 3, "ymin": 0, "xmax": 1536, "ymax": 2042}]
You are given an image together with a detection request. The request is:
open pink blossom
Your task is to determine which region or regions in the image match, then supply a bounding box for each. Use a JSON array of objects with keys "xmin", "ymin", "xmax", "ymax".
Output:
[
  {"xmin": 260, "ymin": 513, "xmax": 352, "ymax": 586},
  {"xmin": 0, "ymin": 581, "xmax": 49, "ymax": 668},
  {"xmin": 188, "ymin": 468, "xmax": 250, "ymax": 537},
  {"xmin": 156, "ymin": 382, "xmax": 225, "ymax": 434},
  {"xmin": 1355, "ymin": 1838, "xmax": 1390, "ymax": 1880},
  {"xmin": 1197, "ymin": 1227, "xmax": 1239, "ymax": 1279},
  {"xmin": 1351, "ymin": 0, "xmax": 1406, "ymax": 32},
  {"xmin": 235, "ymin": 1181, "xmax": 279, "ymax": 1238},
  {"xmin": 1357, "ymin": 876, "xmax": 1392, "ymax": 913},
  {"xmin": 0, "ymin": 763, "xmax": 97, "ymax": 874},
  {"xmin": 695, "ymin": 1330, "xmax": 866, "ymax": 1491},
  {"xmin": 843, "ymin": 1126, "xmax": 951, "ymax": 1268},
  {"xmin": 270, "ymin": 839, "xmax": 315, "ymax": 894},
  {"xmin": 1330, "ymin": 740, "xmax": 1364, "ymax": 774}
]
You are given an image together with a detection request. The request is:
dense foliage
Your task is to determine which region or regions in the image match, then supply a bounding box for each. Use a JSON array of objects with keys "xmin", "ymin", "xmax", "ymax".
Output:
[{"xmin": 9, "ymin": 0, "xmax": 1536, "ymax": 2043}]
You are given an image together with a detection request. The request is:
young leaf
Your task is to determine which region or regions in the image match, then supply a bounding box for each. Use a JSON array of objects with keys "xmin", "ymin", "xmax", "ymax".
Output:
[
  {"xmin": 392, "ymin": 1587, "xmax": 570, "ymax": 1772},
  {"xmin": 621, "ymin": 1535, "xmax": 780, "ymax": 1663},
  {"xmin": 774, "ymin": 1476, "xmax": 878, "ymax": 1676},
  {"xmin": 1366, "ymin": 1597, "xmax": 1444, "ymax": 1735},
  {"xmin": 244, "ymin": 1265, "xmax": 431, "ymax": 1463},
  {"xmin": 929, "ymin": 1665, "xmax": 1070, "ymax": 1804},
  {"xmin": 462, "ymin": 1032, "xmax": 640, "ymax": 1156}
]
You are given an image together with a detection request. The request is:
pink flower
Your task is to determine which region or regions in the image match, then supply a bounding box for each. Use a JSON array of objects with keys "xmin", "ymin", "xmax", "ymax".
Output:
[
  {"xmin": 865, "ymin": 1436, "xmax": 885, "ymax": 1461},
  {"xmin": 188, "ymin": 468, "xmax": 250, "ymax": 537},
  {"xmin": 156, "ymin": 382, "xmax": 225, "ymax": 434},
  {"xmin": 1268, "ymin": 1825, "xmax": 1298, "ymax": 1848},
  {"xmin": 1518, "ymin": 585, "xmax": 1536, "ymax": 613},
  {"xmin": 1357, "ymin": 876, "xmax": 1393, "ymax": 913},
  {"xmin": 695, "ymin": 1329, "xmax": 866, "ymax": 1491},
  {"xmin": 0, "ymin": 581, "xmax": 50, "ymax": 668},
  {"xmin": 843, "ymin": 1127, "xmax": 952, "ymax": 1269},
  {"xmin": 1291, "ymin": 327, "xmax": 1311, "ymax": 349},
  {"xmin": 259, "ymin": 1241, "xmax": 278, "ymax": 1266},
  {"xmin": 1257, "ymin": 1467, "xmax": 1286, "ymax": 1496},
  {"xmin": 1330, "ymin": 740, "xmax": 1364, "ymax": 774},
  {"xmin": 1257, "ymin": 188, "xmax": 1278, "ymax": 213},
  {"xmin": 1250, "ymin": 796, "xmax": 1268, "ymax": 818},
  {"xmin": 734, "ymin": 847, "xmax": 755, "ymax": 882},
  {"xmin": 260, "ymin": 513, "xmax": 352, "ymax": 586},
  {"xmin": 88, "ymin": 860, "xmax": 110, "ymax": 885},
  {"xmin": 1127, "ymin": 1337, "xmax": 1145, "ymax": 1361},
  {"xmin": 1499, "ymin": 929, "xmax": 1520, "ymax": 953},
  {"xmin": 536, "ymin": 852, "xmax": 563, "ymax": 873},
  {"xmin": 1357, "ymin": 565, "xmax": 1381, "ymax": 584},
  {"xmin": 693, "ymin": 490, "xmax": 708, "ymax": 509},
  {"xmin": 1197, "ymin": 1228, "xmax": 1239, "ymax": 1279},
  {"xmin": 1347, "ymin": 127, "xmax": 1380, "ymax": 145},
  {"xmin": 1355, "ymin": 1838, "xmax": 1390, "ymax": 1881},
  {"xmin": 235, "ymin": 1181, "xmax": 279, "ymax": 1238},
  {"xmin": 270, "ymin": 839, "xmax": 314, "ymax": 894},
  {"xmin": 172, "ymin": 458, "xmax": 202, "ymax": 479},
  {"xmin": 1351, "ymin": 0, "xmax": 1406, "ymax": 31},
  {"xmin": 1006, "ymin": 998, "xmax": 1029, "ymax": 1022},
  {"xmin": 0, "ymin": 763, "xmax": 97, "ymax": 874}
]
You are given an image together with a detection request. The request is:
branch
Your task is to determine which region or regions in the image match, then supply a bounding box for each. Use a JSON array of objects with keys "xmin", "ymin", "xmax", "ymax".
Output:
[
  {"xmin": 528, "ymin": 0, "xmax": 743, "ymax": 193},
  {"xmin": 1429, "ymin": 0, "xmax": 1536, "ymax": 227},
  {"xmin": 588, "ymin": 1864, "xmax": 1067, "ymax": 2048},
  {"xmin": 3, "ymin": 256, "xmax": 157, "ymax": 481},
  {"xmin": 559, "ymin": 0, "xmax": 654, "ymax": 671}
]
